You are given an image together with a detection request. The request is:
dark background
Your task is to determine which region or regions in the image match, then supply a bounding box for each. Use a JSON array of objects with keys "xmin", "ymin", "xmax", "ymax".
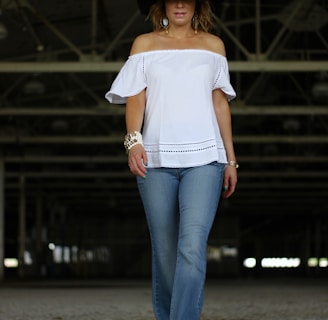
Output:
[{"xmin": 0, "ymin": 0, "xmax": 327, "ymax": 280}]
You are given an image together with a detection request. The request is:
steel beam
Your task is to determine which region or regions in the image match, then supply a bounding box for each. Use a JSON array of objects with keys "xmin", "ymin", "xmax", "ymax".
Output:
[
  {"xmin": 4, "ymin": 181, "xmax": 328, "ymax": 191},
  {"xmin": 3, "ymin": 155, "xmax": 328, "ymax": 164},
  {"xmin": 0, "ymin": 135, "xmax": 326, "ymax": 144},
  {"xmin": 0, "ymin": 106, "xmax": 327, "ymax": 116},
  {"xmin": 18, "ymin": 175, "xmax": 26, "ymax": 278},
  {"xmin": 4, "ymin": 170, "xmax": 328, "ymax": 179},
  {"xmin": 0, "ymin": 61, "xmax": 327, "ymax": 73}
]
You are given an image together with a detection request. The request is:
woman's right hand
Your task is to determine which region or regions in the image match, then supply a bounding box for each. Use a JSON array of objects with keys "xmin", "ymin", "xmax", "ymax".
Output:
[{"xmin": 128, "ymin": 144, "xmax": 148, "ymax": 178}]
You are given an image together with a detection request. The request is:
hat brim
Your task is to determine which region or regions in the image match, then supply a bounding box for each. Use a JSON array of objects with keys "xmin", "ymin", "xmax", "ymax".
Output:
[{"xmin": 137, "ymin": 0, "xmax": 209, "ymax": 16}]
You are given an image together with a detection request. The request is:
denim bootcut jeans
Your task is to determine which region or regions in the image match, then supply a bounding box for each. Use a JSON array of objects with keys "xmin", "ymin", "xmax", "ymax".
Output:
[{"xmin": 137, "ymin": 161, "xmax": 225, "ymax": 320}]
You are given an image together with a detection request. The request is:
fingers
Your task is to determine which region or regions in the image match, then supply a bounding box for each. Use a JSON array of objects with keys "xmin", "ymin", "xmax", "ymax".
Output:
[
  {"xmin": 222, "ymin": 166, "xmax": 237, "ymax": 199},
  {"xmin": 128, "ymin": 145, "xmax": 148, "ymax": 178},
  {"xmin": 222, "ymin": 185, "xmax": 236, "ymax": 199}
]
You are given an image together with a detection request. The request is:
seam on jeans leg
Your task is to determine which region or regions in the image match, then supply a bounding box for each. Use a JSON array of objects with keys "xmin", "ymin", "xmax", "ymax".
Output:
[
  {"xmin": 148, "ymin": 225, "xmax": 161, "ymax": 319},
  {"xmin": 169, "ymin": 251, "xmax": 180, "ymax": 320},
  {"xmin": 196, "ymin": 270, "xmax": 206, "ymax": 318},
  {"xmin": 154, "ymin": 249, "xmax": 161, "ymax": 319}
]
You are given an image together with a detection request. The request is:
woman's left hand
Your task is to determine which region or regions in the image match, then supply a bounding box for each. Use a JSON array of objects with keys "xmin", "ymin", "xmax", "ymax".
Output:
[{"xmin": 222, "ymin": 166, "xmax": 237, "ymax": 198}]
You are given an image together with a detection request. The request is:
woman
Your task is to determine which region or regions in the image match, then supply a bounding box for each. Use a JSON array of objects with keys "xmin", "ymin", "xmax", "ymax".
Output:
[{"xmin": 106, "ymin": 0, "xmax": 238, "ymax": 319}]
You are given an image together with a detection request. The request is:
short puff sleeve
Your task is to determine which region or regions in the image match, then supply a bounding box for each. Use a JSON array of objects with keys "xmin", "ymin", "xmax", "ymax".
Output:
[
  {"xmin": 105, "ymin": 54, "xmax": 146, "ymax": 104},
  {"xmin": 213, "ymin": 56, "xmax": 236, "ymax": 101}
]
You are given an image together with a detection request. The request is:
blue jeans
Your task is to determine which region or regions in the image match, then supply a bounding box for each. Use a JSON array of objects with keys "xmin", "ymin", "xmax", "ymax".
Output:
[{"xmin": 137, "ymin": 162, "xmax": 225, "ymax": 320}]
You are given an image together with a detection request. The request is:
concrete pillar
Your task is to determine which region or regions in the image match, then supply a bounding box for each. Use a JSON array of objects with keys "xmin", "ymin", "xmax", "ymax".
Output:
[
  {"xmin": 18, "ymin": 174, "xmax": 26, "ymax": 278},
  {"xmin": 304, "ymin": 221, "xmax": 311, "ymax": 275},
  {"xmin": 314, "ymin": 217, "xmax": 321, "ymax": 274},
  {"xmin": 0, "ymin": 151, "xmax": 4, "ymax": 281},
  {"xmin": 35, "ymin": 192, "xmax": 43, "ymax": 275}
]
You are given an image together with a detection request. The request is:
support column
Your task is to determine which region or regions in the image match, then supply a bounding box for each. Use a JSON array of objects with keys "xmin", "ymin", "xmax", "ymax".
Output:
[
  {"xmin": 35, "ymin": 191, "xmax": 43, "ymax": 276},
  {"xmin": 0, "ymin": 151, "xmax": 4, "ymax": 281},
  {"xmin": 18, "ymin": 174, "xmax": 26, "ymax": 278},
  {"xmin": 314, "ymin": 217, "xmax": 322, "ymax": 274}
]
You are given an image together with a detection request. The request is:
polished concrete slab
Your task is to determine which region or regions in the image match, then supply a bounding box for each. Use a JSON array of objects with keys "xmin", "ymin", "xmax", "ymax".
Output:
[{"xmin": 0, "ymin": 278, "xmax": 327, "ymax": 320}]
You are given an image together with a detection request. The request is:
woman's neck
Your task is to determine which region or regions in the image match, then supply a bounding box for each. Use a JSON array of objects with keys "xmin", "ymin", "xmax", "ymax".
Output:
[{"xmin": 165, "ymin": 25, "xmax": 196, "ymax": 39}]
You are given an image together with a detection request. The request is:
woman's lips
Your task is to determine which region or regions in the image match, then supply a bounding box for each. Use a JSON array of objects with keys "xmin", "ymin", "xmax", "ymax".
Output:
[{"xmin": 174, "ymin": 12, "xmax": 186, "ymax": 17}]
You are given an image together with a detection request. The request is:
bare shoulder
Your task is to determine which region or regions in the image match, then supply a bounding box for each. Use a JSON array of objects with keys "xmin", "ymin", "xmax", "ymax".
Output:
[
  {"xmin": 199, "ymin": 32, "xmax": 226, "ymax": 57},
  {"xmin": 130, "ymin": 33, "xmax": 155, "ymax": 55}
]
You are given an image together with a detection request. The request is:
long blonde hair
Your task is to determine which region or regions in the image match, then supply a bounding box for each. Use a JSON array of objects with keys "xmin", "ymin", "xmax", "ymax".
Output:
[{"xmin": 149, "ymin": 0, "xmax": 218, "ymax": 33}]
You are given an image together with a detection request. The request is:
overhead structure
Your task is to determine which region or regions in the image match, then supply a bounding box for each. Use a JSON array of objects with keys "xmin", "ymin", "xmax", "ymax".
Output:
[{"xmin": 0, "ymin": 0, "xmax": 327, "ymax": 279}]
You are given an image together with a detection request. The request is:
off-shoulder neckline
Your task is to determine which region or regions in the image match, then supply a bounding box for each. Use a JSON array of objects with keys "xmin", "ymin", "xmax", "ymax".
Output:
[{"xmin": 129, "ymin": 49, "xmax": 226, "ymax": 59}]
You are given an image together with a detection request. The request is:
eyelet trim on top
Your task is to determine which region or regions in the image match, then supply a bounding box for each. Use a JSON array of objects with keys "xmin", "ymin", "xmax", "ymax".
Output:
[
  {"xmin": 146, "ymin": 144, "xmax": 216, "ymax": 154},
  {"xmin": 145, "ymin": 140, "xmax": 219, "ymax": 154}
]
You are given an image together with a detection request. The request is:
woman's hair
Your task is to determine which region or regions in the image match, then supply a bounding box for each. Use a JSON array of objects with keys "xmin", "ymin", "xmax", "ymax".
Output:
[{"xmin": 149, "ymin": 0, "xmax": 218, "ymax": 33}]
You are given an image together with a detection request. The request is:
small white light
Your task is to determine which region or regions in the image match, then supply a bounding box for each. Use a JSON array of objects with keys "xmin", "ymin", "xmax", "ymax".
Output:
[
  {"xmin": 222, "ymin": 246, "xmax": 238, "ymax": 257},
  {"xmin": 53, "ymin": 246, "xmax": 62, "ymax": 263},
  {"xmin": 243, "ymin": 257, "xmax": 256, "ymax": 268},
  {"xmin": 24, "ymin": 251, "xmax": 33, "ymax": 265},
  {"xmin": 308, "ymin": 257, "xmax": 318, "ymax": 267},
  {"xmin": 4, "ymin": 258, "xmax": 19, "ymax": 268},
  {"xmin": 48, "ymin": 243, "xmax": 55, "ymax": 250},
  {"xmin": 319, "ymin": 258, "xmax": 328, "ymax": 268},
  {"xmin": 261, "ymin": 257, "xmax": 300, "ymax": 268},
  {"xmin": 63, "ymin": 246, "xmax": 70, "ymax": 263}
]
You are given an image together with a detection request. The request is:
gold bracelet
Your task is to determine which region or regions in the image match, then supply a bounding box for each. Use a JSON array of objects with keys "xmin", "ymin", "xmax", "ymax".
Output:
[{"xmin": 228, "ymin": 160, "xmax": 239, "ymax": 169}]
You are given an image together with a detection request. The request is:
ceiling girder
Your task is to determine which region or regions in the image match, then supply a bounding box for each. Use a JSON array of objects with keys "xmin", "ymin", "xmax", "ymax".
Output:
[
  {"xmin": 0, "ymin": 61, "xmax": 327, "ymax": 73},
  {"xmin": 0, "ymin": 0, "xmax": 327, "ymax": 224},
  {"xmin": 0, "ymin": 106, "xmax": 327, "ymax": 116},
  {"xmin": 4, "ymin": 181, "xmax": 328, "ymax": 190},
  {"xmin": 3, "ymin": 155, "xmax": 328, "ymax": 164},
  {"xmin": 0, "ymin": 135, "xmax": 326, "ymax": 144},
  {"xmin": 4, "ymin": 170, "xmax": 328, "ymax": 178},
  {"xmin": 24, "ymin": 1, "xmax": 85, "ymax": 58}
]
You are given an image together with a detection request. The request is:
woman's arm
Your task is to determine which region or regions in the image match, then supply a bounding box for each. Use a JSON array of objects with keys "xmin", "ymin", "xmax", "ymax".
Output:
[
  {"xmin": 125, "ymin": 90, "xmax": 148, "ymax": 178},
  {"xmin": 124, "ymin": 33, "xmax": 153, "ymax": 178},
  {"xmin": 212, "ymin": 88, "xmax": 237, "ymax": 198}
]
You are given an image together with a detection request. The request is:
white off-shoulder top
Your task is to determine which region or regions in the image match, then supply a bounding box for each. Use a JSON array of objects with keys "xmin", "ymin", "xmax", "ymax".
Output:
[{"xmin": 105, "ymin": 49, "xmax": 236, "ymax": 168}]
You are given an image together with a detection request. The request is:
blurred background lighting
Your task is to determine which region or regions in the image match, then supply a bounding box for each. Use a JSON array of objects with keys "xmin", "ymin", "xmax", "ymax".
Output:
[
  {"xmin": 48, "ymin": 243, "xmax": 56, "ymax": 251},
  {"xmin": 4, "ymin": 258, "xmax": 19, "ymax": 268},
  {"xmin": 308, "ymin": 257, "xmax": 318, "ymax": 267},
  {"xmin": 261, "ymin": 257, "xmax": 300, "ymax": 268},
  {"xmin": 243, "ymin": 257, "xmax": 256, "ymax": 268},
  {"xmin": 24, "ymin": 251, "xmax": 33, "ymax": 265},
  {"xmin": 319, "ymin": 258, "xmax": 328, "ymax": 268}
]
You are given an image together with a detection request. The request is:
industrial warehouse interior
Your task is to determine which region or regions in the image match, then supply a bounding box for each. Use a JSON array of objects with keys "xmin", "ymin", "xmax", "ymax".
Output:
[
  {"xmin": 0, "ymin": 0, "xmax": 327, "ymax": 278},
  {"xmin": 0, "ymin": 0, "xmax": 328, "ymax": 320},
  {"xmin": 0, "ymin": 0, "xmax": 327, "ymax": 318}
]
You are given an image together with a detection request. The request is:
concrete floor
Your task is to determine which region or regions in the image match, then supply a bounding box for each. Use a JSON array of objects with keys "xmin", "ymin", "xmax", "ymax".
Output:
[{"xmin": 0, "ymin": 277, "xmax": 327, "ymax": 320}]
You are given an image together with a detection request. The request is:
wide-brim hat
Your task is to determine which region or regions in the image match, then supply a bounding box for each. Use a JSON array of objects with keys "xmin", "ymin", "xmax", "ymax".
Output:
[{"xmin": 137, "ymin": 0, "xmax": 211, "ymax": 16}]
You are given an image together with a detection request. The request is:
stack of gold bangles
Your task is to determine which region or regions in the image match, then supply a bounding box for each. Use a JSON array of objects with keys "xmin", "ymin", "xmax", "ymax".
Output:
[{"xmin": 227, "ymin": 160, "xmax": 239, "ymax": 169}]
